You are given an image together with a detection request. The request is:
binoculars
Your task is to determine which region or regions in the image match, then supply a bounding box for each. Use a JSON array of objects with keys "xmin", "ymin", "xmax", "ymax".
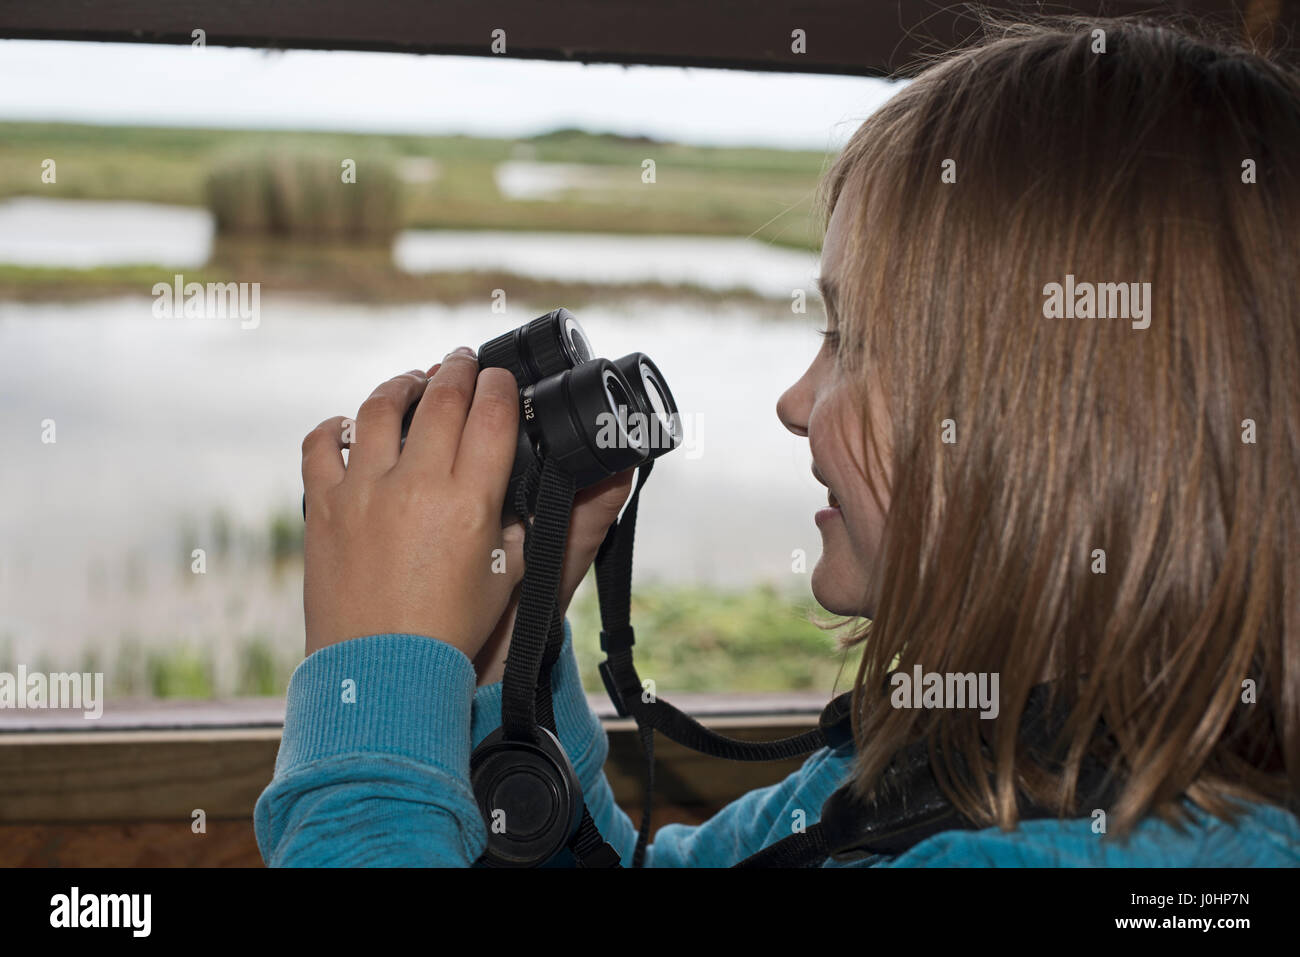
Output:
[{"xmin": 400, "ymin": 308, "xmax": 682, "ymax": 523}]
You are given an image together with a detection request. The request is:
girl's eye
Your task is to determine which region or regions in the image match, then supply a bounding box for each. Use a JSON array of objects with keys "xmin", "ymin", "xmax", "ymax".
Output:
[{"xmin": 817, "ymin": 327, "xmax": 841, "ymax": 353}]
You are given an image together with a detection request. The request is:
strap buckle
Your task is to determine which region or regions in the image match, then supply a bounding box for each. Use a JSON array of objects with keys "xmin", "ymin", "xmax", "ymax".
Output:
[{"xmin": 599, "ymin": 624, "xmax": 636, "ymax": 653}]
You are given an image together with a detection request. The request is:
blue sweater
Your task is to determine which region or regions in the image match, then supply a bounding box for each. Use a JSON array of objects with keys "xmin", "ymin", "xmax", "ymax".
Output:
[{"xmin": 254, "ymin": 622, "xmax": 1300, "ymax": 866}]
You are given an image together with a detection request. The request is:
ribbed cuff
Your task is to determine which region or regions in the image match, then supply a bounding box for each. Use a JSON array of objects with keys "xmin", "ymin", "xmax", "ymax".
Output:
[
  {"xmin": 471, "ymin": 618, "xmax": 607, "ymax": 784},
  {"xmin": 276, "ymin": 634, "xmax": 477, "ymax": 780}
]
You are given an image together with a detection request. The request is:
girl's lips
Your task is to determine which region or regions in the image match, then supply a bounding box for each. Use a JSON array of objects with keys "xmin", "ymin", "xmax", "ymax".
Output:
[
  {"xmin": 815, "ymin": 504, "xmax": 842, "ymax": 527},
  {"xmin": 812, "ymin": 463, "xmax": 842, "ymax": 525},
  {"xmin": 812, "ymin": 463, "xmax": 840, "ymax": 506}
]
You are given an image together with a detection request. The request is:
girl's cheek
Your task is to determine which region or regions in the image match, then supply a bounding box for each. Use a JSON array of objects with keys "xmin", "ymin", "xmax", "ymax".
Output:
[{"xmin": 830, "ymin": 395, "xmax": 890, "ymax": 565}]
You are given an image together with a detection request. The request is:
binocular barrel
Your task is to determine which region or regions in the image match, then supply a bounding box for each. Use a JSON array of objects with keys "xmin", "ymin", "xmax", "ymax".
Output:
[
  {"xmin": 478, "ymin": 308, "xmax": 594, "ymax": 384},
  {"xmin": 399, "ymin": 308, "xmax": 681, "ymax": 524}
]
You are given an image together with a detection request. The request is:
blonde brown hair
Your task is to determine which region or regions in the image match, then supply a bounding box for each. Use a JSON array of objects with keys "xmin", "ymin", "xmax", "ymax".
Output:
[{"xmin": 821, "ymin": 16, "xmax": 1300, "ymax": 837}]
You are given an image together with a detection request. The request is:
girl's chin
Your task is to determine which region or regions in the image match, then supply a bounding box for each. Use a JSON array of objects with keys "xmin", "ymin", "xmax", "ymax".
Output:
[{"xmin": 810, "ymin": 563, "xmax": 850, "ymax": 615}]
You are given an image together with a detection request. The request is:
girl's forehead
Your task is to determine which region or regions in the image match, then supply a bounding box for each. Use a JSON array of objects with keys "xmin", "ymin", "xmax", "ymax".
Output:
[{"xmin": 819, "ymin": 178, "xmax": 863, "ymax": 297}]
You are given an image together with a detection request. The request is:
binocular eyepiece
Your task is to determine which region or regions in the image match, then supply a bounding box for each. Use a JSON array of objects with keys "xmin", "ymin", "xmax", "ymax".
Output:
[{"xmin": 401, "ymin": 308, "xmax": 682, "ymax": 524}]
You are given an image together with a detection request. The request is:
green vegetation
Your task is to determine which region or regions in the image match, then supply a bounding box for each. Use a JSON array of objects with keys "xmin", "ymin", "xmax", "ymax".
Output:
[
  {"xmin": 267, "ymin": 508, "xmax": 305, "ymax": 563},
  {"xmin": 206, "ymin": 151, "xmax": 402, "ymax": 241},
  {"xmin": 0, "ymin": 121, "xmax": 828, "ymax": 246},
  {"xmin": 71, "ymin": 580, "xmax": 859, "ymax": 700},
  {"xmin": 0, "ymin": 121, "xmax": 829, "ymax": 303},
  {"xmin": 145, "ymin": 645, "xmax": 214, "ymax": 698},
  {"xmin": 567, "ymin": 578, "xmax": 862, "ymax": 694},
  {"xmin": 2, "ymin": 507, "xmax": 860, "ymax": 701},
  {"xmin": 0, "ymin": 262, "xmax": 227, "ymax": 302},
  {"xmin": 101, "ymin": 636, "xmax": 289, "ymax": 698},
  {"xmin": 0, "ymin": 245, "xmax": 787, "ymax": 309},
  {"xmin": 236, "ymin": 636, "xmax": 284, "ymax": 697}
]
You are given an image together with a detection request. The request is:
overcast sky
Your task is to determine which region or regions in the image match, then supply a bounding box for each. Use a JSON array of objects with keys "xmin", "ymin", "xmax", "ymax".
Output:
[{"xmin": 0, "ymin": 39, "xmax": 900, "ymax": 150}]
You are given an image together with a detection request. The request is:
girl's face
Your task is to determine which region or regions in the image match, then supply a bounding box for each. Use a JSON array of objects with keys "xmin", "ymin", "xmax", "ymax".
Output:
[{"xmin": 777, "ymin": 182, "xmax": 890, "ymax": 617}]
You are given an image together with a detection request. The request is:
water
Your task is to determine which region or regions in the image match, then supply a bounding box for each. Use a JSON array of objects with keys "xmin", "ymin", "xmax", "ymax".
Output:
[
  {"xmin": 494, "ymin": 160, "xmax": 627, "ymax": 199},
  {"xmin": 394, "ymin": 230, "xmax": 819, "ymax": 297},
  {"xmin": 0, "ymin": 197, "xmax": 214, "ymax": 268},
  {"xmin": 0, "ymin": 197, "xmax": 822, "ymax": 302},
  {"xmin": 0, "ymin": 296, "xmax": 830, "ymax": 669}
]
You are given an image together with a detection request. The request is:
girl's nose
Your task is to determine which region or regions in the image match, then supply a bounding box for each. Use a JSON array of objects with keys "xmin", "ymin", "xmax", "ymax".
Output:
[{"xmin": 777, "ymin": 381, "xmax": 810, "ymax": 437}]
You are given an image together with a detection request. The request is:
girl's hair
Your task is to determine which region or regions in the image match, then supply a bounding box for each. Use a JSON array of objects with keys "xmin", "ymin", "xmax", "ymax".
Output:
[{"xmin": 820, "ymin": 16, "xmax": 1300, "ymax": 836}]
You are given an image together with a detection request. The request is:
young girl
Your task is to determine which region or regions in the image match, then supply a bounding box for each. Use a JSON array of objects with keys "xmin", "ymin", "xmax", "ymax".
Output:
[{"xmin": 255, "ymin": 18, "xmax": 1300, "ymax": 866}]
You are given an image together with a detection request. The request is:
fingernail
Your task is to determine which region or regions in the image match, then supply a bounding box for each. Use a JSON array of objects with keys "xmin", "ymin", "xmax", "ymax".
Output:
[{"xmin": 454, "ymin": 345, "xmax": 477, "ymax": 357}]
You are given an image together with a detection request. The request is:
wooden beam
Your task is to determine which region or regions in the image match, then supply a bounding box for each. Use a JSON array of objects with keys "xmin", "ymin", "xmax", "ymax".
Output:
[
  {"xmin": 0, "ymin": 1, "xmax": 1290, "ymax": 78},
  {"xmin": 0, "ymin": 729, "xmax": 283, "ymax": 822},
  {"xmin": 0, "ymin": 808, "xmax": 717, "ymax": 866},
  {"xmin": 0, "ymin": 691, "xmax": 830, "ymax": 732},
  {"xmin": 0, "ymin": 706, "xmax": 818, "ymax": 864},
  {"xmin": 0, "ymin": 716, "xmax": 818, "ymax": 824},
  {"xmin": 0, "ymin": 819, "xmax": 269, "ymax": 867}
]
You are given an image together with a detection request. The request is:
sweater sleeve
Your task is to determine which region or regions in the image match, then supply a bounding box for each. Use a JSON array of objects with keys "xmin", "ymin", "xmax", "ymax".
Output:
[
  {"xmin": 255, "ymin": 619, "xmax": 627, "ymax": 867},
  {"xmin": 255, "ymin": 619, "xmax": 856, "ymax": 868},
  {"xmin": 254, "ymin": 633, "xmax": 486, "ymax": 867}
]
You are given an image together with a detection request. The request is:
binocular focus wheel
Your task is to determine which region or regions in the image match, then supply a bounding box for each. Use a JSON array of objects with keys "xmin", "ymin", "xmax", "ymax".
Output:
[{"xmin": 470, "ymin": 726, "xmax": 584, "ymax": 867}]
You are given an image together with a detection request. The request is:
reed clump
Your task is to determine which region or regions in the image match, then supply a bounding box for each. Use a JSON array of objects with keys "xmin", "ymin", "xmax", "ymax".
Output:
[{"xmin": 205, "ymin": 151, "xmax": 401, "ymax": 242}]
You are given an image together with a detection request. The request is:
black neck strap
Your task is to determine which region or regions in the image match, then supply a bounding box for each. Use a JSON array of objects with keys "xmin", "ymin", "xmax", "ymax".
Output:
[
  {"xmin": 592, "ymin": 462, "xmax": 848, "ymax": 866},
  {"xmin": 501, "ymin": 455, "xmax": 573, "ymax": 743},
  {"xmin": 483, "ymin": 454, "xmax": 619, "ymax": 867},
  {"xmin": 593, "ymin": 458, "xmax": 846, "ymax": 778}
]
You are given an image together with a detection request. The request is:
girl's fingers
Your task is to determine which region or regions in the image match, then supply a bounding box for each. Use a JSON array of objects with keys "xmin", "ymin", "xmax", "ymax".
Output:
[
  {"xmin": 403, "ymin": 350, "xmax": 481, "ymax": 475},
  {"xmin": 301, "ymin": 415, "xmax": 352, "ymax": 499},
  {"xmin": 558, "ymin": 470, "xmax": 636, "ymax": 608},
  {"xmin": 454, "ymin": 367, "xmax": 522, "ymax": 510},
  {"xmin": 472, "ymin": 522, "xmax": 527, "ymax": 685},
  {"xmin": 347, "ymin": 371, "xmax": 429, "ymax": 479},
  {"xmin": 501, "ymin": 518, "xmax": 527, "ymax": 585},
  {"xmin": 571, "ymin": 469, "xmax": 635, "ymax": 538}
]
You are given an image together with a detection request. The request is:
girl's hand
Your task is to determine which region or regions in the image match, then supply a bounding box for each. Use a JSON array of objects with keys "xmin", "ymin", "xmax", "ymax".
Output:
[
  {"xmin": 472, "ymin": 470, "xmax": 635, "ymax": 686},
  {"xmin": 300, "ymin": 349, "xmax": 526, "ymax": 660}
]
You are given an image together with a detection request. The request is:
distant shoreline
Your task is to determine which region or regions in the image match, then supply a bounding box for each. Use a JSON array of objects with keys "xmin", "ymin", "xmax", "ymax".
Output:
[
  {"xmin": 0, "ymin": 259, "xmax": 794, "ymax": 315},
  {"xmin": 0, "ymin": 120, "xmax": 825, "ymax": 307},
  {"xmin": 0, "ymin": 120, "xmax": 827, "ymax": 249}
]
